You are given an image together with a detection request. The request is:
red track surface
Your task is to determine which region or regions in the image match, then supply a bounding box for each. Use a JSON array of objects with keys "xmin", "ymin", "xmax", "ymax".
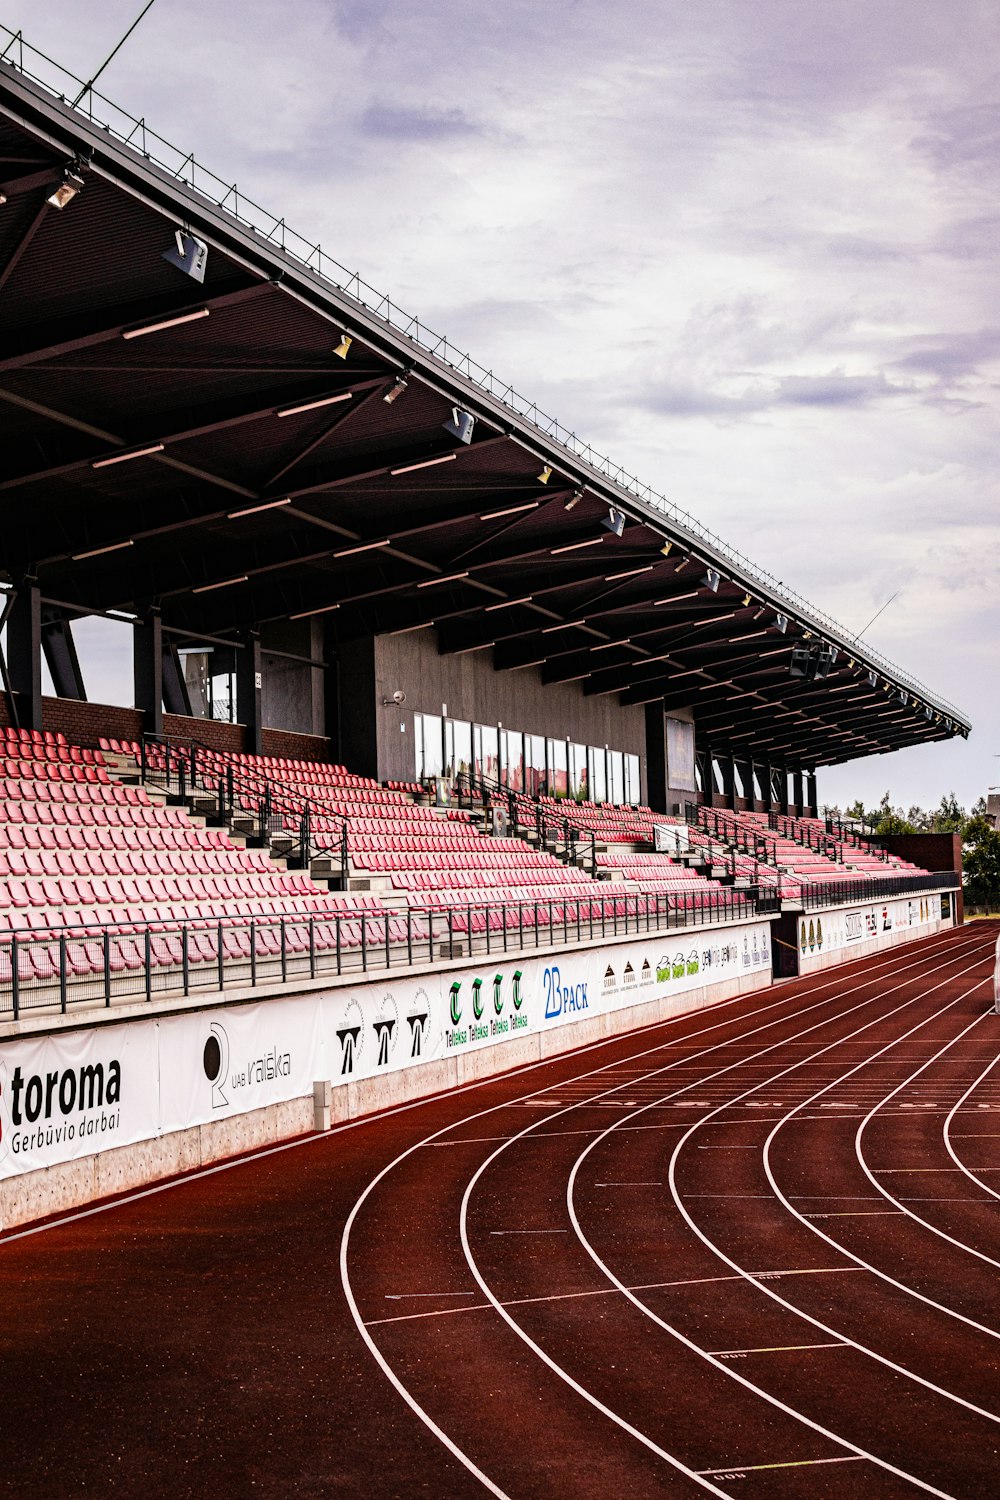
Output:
[{"xmin": 2, "ymin": 922, "xmax": 999, "ymax": 1499}]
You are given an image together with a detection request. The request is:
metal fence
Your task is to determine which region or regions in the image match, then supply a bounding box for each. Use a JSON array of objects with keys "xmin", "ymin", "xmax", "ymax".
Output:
[
  {"xmin": 797, "ymin": 874, "xmax": 959, "ymax": 909},
  {"xmin": 0, "ymin": 887, "xmax": 775, "ymax": 1021}
]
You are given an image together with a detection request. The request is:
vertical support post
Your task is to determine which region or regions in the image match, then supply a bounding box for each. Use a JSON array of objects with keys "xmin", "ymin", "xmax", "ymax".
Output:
[
  {"xmin": 806, "ymin": 768, "xmax": 818, "ymax": 817},
  {"xmin": 133, "ymin": 608, "xmax": 163, "ymax": 738},
  {"xmin": 236, "ymin": 628, "xmax": 264, "ymax": 756},
  {"xmin": 7, "ymin": 580, "xmax": 43, "ymax": 731},
  {"xmin": 792, "ymin": 768, "xmax": 805, "ymax": 816}
]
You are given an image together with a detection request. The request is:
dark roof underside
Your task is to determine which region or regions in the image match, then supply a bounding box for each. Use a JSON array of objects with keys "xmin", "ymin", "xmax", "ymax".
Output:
[{"xmin": 0, "ymin": 64, "xmax": 970, "ymax": 769}]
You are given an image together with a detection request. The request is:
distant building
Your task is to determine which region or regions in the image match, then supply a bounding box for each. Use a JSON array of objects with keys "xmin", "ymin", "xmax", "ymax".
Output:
[{"xmin": 987, "ymin": 788, "xmax": 1000, "ymax": 829}]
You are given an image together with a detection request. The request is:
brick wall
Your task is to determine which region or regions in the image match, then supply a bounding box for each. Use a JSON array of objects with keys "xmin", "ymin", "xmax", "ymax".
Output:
[
  {"xmin": 1, "ymin": 694, "xmax": 332, "ymax": 766},
  {"xmin": 878, "ymin": 832, "xmax": 964, "ymax": 923}
]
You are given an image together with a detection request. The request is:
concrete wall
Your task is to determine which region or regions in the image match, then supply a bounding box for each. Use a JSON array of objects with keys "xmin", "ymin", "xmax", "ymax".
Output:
[{"xmin": 371, "ymin": 627, "xmax": 649, "ymax": 793}]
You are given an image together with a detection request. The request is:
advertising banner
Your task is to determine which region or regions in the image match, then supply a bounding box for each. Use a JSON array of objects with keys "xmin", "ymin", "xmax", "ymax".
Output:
[
  {"xmin": 798, "ymin": 893, "xmax": 941, "ymax": 964},
  {"xmin": 653, "ymin": 823, "xmax": 689, "ymax": 854},
  {"xmin": 158, "ymin": 995, "xmax": 324, "ymax": 1135},
  {"xmin": 0, "ymin": 1020, "xmax": 158, "ymax": 1179},
  {"xmin": 0, "ymin": 918, "xmax": 772, "ymax": 1177}
]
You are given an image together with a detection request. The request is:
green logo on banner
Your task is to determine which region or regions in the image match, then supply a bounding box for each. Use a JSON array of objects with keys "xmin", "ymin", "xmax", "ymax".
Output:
[
  {"xmin": 512, "ymin": 970, "xmax": 524, "ymax": 1010},
  {"xmin": 493, "ymin": 974, "xmax": 504, "ymax": 1015},
  {"xmin": 449, "ymin": 981, "xmax": 462, "ymax": 1026},
  {"xmin": 472, "ymin": 977, "xmax": 484, "ymax": 1019}
]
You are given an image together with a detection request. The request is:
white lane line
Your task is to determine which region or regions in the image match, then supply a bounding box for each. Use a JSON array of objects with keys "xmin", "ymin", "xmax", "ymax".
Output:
[
  {"xmin": 565, "ymin": 935, "xmax": 993, "ymax": 1498},
  {"xmin": 366, "ymin": 1268, "xmax": 869, "ymax": 1328},
  {"xmin": 384, "ymin": 1292, "xmax": 475, "ymax": 1300},
  {"xmin": 339, "ymin": 928, "xmax": 981, "ymax": 1498},
  {"xmin": 943, "ymin": 1048, "xmax": 1000, "ymax": 1204},
  {"xmin": 594, "ymin": 1182, "xmax": 662, "ymax": 1187},
  {"xmin": 758, "ymin": 970, "xmax": 1000, "ymax": 1353},
  {"xmin": 489, "ymin": 1229, "xmax": 566, "ymax": 1235},
  {"xmin": 710, "ymin": 1342, "xmax": 847, "ymax": 1356},
  {"xmin": 804, "ymin": 1211, "xmax": 902, "ymax": 1219},
  {"xmin": 847, "ymin": 1009, "xmax": 1000, "ymax": 1291},
  {"xmin": 698, "ymin": 1455, "xmax": 864, "ymax": 1476}
]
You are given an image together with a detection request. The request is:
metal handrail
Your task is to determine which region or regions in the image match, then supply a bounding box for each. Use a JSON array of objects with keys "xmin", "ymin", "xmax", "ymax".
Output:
[
  {"xmin": 0, "ymin": 886, "xmax": 774, "ymax": 1019},
  {"xmin": 137, "ymin": 732, "xmax": 349, "ymax": 878},
  {"xmin": 0, "ymin": 27, "xmax": 969, "ymax": 727}
]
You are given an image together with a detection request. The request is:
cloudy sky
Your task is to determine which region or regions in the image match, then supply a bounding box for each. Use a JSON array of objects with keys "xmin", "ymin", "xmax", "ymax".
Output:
[{"xmin": 5, "ymin": 0, "xmax": 998, "ymax": 812}]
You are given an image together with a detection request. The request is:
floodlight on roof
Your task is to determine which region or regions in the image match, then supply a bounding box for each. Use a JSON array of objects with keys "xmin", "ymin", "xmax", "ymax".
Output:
[
  {"xmin": 537, "ymin": 464, "xmax": 553, "ymax": 484},
  {"xmin": 443, "ymin": 407, "xmax": 475, "ymax": 444},
  {"xmin": 774, "ymin": 613, "xmax": 789, "ymax": 634},
  {"xmin": 162, "ymin": 230, "xmax": 208, "ymax": 282},
  {"xmin": 564, "ymin": 489, "xmax": 584, "ymax": 512},
  {"xmin": 741, "ymin": 592, "xmax": 752, "ymax": 607},
  {"xmin": 46, "ymin": 167, "xmax": 84, "ymax": 210},
  {"xmin": 384, "ymin": 374, "xmax": 409, "ymax": 404},
  {"xmin": 868, "ymin": 669, "xmax": 878, "ymax": 686},
  {"xmin": 332, "ymin": 332, "xmax": 353, "ymax": 359},
  {"xmin": 702, "ymin": 568, "xmax": 721, "ymax": 593},
  {"xmin": 602, "ymin": 508, "xmax": 626, "ymax": 537},
  {"xmin": 659, "ymin": 541, "xmax": 672, "ymax": 557}
]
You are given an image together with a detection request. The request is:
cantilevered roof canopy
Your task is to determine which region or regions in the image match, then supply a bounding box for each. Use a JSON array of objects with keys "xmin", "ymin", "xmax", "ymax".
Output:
[{"xmin": 0, "ymin": 47, "xmax": 970, "ymax": 769}]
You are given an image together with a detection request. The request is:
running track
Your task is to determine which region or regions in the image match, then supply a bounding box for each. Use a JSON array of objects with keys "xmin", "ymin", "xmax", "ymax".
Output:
[{"xmin": 2, "ymin": 921, "xmax": 999, "ymax": 1499}]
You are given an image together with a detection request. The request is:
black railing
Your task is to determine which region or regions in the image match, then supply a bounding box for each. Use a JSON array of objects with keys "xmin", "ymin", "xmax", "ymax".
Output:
[
  {"xmin": 770, "ymin": 811, "xmax": 843, "ymax": 863},
  {"xmin": 0, "ymin": 886, "xmax": 776, "ymax": 1020},
  {"xmin": 797, "ymin": 873, "xmax": 958, "ymax": 909},
  {"xmin": 137, "ymin": 734, "xmax": 349, "ymax": 879}
]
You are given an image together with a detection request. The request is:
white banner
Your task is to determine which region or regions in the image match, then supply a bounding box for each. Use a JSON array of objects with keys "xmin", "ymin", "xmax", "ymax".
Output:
[
  {"xmin": 0, "ymin": 918, "xmax": 772, "ymax": 1177},
  {"xmin": 0, "ymin": 1020, "xmax": 158, "ymax": 1178},
  {"xmin": 798, "ymin": 893, "xmax": 942, "ymax": 963},
  {"xmin": 653, "ymin": 823, "xmax": 689, "ymax": 854}
]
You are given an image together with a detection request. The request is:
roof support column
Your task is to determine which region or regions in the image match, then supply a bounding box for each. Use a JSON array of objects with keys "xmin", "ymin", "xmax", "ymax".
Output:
[
  {"xmin": 805, "ymin": 768, "xmax": 818, "ymax": 818},
  {"xmin": 720, "ymin": 753, "xmax": 736, "ymax": 811},
  {"xmin": 236, "ymin": 630, "xmax": 264, "ymax": 757},
  {"xmin": 644, "ymin": 703, "xmax": 668, "ymax": 814},
  {"xmin": 7, "ymin": 580, "xmax": 43, "ymax": 732},
  {"xmin": 792, "ymin": 768, "xmax": 804, "ymax": 817},
  {"xmin": 133, "ymin": 609, "xmax": 163, "ymax": 739}
]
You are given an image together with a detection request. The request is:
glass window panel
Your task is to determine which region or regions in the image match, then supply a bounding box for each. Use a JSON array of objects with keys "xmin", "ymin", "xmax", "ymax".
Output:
[
  {"xmin": 547, "ymin": 738, "xmax": 568, "ymax": 797},
  {"xmin": 475, "ymin": 723, "xmax": 499, "ymax": 781},
  {"xmin": 568, "ymin": 743, "xmax": 587, "ymax": 799},
  {"xmin": 624, "ymin": 753, "xmax": 640, "ymax": 805},
  {"xmin": 453, "ymin": 720, "xmax": 472, "ymax": 778},
  {"xmin": 525, "ymin": 734, "xmax": 545, "ymax": 797},
  {"xmin": 588, "ymin": 746, "xmax": 607, "ymax": 803},
  {"xmin": 418, "ymin": 713, "xmax": 443, "ymax": 778},
  {"xmin": 501, "ymin": 730, "xmax": 524, "ymax": 790},
  {"xmin": 609, "ymin": 750, "xmax": 624, "ymax": 803}
]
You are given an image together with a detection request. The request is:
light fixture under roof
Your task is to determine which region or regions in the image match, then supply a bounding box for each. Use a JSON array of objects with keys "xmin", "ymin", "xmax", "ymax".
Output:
[
  {"xmin": 162, "ymin": 230, "xmax": 208, "ymax": 282},
  {"xmin": 72, "ymin": 538, "xmax": 134, "ymax": 561},
  {"xmin": 442, "ymin": 407, "xmax": 475, "ymax": 444},
  {"xmin": 774, "ymin": 613, "xmax": 789, "ymax": 634},
  {"xmin": 92, "ymin": 443, "xmax": 165, "ymax": 469},
  {"xmin": 46, "ymin": 167, "xmax": 84, "ymax": 210},
  {"xmin": 277, "ymin": 391, "xmax": 353, "ymax": 418},
  {"xmin": 332, "ymin": 332, "xmax": 353, "ymax": 359},
  {"xmin": 122, "ymin": 307, "xmax": 209, "ymax": 340},
  {"xmin": 334, "ymin": 539, "xmax": 390, "ymax": 558},
  {"xmin": 602, "ymin": 508, "xmax": 626, "ymax": 538},
  {"xmin": 659, "ymin": 540, "xmax": 672, "ymax": 557},
  {"xmin": 390, "ymin": 453, "xmax": 457, "ymax": 476},
  {"xmin": 702, "ymin": 568, "xmax": 721, "ymax": 593},
  {"xmin": 227, "ymin": 498, "xmax": 292, "ymax": 519},
  {"xmin": 192, "ymin": 574, "xmax": 248, "ymax": 594},
  {"xmin": 537, "ymin": 464, "xmax": 553, "ymax": 484},
  {"xmin": 564, "ymin": 489, "xmax": 585, "ymax": 512},
  {"xmin": 479, "ymin": 501, "xmax": 539, "ymax": 521},
  {"xmin": 417, "ymin": 571, "xmax": 470, "ymax": 589},
  {"xmin": 383, "ymin": 374, "xmax": 409, "ymax": 404}
]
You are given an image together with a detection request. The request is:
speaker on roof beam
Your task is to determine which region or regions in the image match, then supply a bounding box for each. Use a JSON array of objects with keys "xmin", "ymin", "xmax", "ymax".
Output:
[
  {"xmin": 789, "ymin": 647, "xmax": 811, "ymax": 678},
  {"xmin": 443, "ymin": 407, "xmax": 475, "ymax": 444},
  {"xmin": 162, "ymin": 230, "xmax": 208, "ymax": 283}
]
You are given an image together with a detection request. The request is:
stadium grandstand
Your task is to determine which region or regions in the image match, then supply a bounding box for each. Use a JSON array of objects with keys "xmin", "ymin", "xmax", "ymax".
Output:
[{"xmin": 0, "ymin": 33, "xmax": 970, "ymax": 1222}]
